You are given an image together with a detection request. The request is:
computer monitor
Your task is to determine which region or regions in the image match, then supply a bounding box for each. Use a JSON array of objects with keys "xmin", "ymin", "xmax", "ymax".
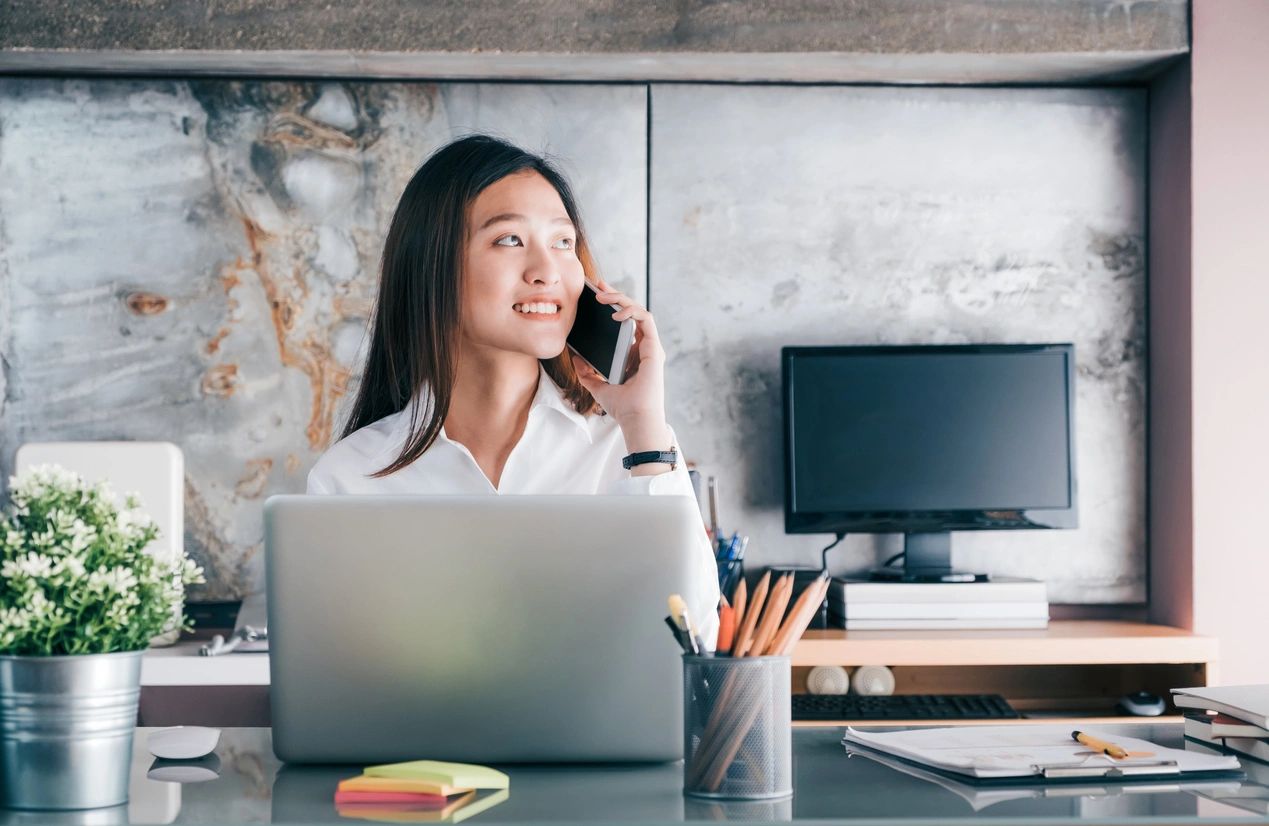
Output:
[{"xmin": 782, "ymin": 344, "xmax": 1078, "ymax": 582}]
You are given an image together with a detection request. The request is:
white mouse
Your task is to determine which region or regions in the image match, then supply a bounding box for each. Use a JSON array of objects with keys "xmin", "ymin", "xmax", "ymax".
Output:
[{"xmin": 146, "ymin": 726, "xmax": 221, "ymax": 760}]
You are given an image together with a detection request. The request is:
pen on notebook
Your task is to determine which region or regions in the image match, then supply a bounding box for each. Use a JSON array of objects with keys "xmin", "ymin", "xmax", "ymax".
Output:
[{"xmin": 1072, "ymin": 730, "xmax": 1129, "ymax": 759}]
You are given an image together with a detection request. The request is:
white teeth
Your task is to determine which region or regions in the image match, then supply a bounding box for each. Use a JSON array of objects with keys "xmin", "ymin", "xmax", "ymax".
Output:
[{"xmin": 515, "ymin": 302, "xmax": 559, "ymax": 315}]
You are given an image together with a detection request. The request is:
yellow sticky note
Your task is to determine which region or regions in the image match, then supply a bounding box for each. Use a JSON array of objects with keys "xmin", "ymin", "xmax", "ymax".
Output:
[{"xmin": 363, "ymin": 761, "xmax": 509, "ymax": 791}]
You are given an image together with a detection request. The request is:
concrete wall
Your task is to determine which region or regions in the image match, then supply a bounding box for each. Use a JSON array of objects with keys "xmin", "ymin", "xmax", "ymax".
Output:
[
  {"xmin": 653, "ymin": 85, "xmax": 1146, "ymax": 604},
  {"xmin": 0, "ymin": 78, "xmax": 1147, "ymax": 603},
  {"xmin": 1189, "ymin": 0, "xmax": 1269, "ymax": 685},
  {"xmin": 0, "ymin": 78, "xmax": 647, "ymax": 598},
  {"xmin": 1, "ymin": 0, "xmax": 1187, "ymax": 55}
]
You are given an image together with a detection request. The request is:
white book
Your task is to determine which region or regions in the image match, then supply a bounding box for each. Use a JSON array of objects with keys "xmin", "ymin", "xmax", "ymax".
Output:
[
  {"xmin": 839, "ymin": 617, "xmax": 1049, "ymax": 630},
  {"xmin": 1172, "ymin": 685, "xmax": 1269, "ymax": 729},
  {"xmin": 1223, "ymin": 736, "xmax": 1269, "ymax": 764},
  {"xmin": 830, "ymin": 577, "xmax": 1047, "ymax": 604},
  {"xmin": 1184, "ymin": 712, "xmax": 1221, "ymax": 744},
  {"xmin": 1187, "ymin": 711, "xmax": 1269, "ymax": 739},
  {"xmin": 1212, "ymin": 714, "xmax": 1269, "ymax": 739},
  {"xmin": 838, "ymin": 602, "xmax": 1049, "ymax": 620}
]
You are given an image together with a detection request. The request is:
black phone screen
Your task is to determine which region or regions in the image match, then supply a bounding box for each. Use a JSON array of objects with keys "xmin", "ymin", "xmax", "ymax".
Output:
[{"xmin": 567, "ymin": 283, "xmax": 622, "ymax": 376}]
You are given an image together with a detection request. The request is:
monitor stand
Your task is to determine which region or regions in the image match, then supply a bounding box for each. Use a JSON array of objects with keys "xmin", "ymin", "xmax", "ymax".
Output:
[{"xmin": 867, "ymin": 531, "xmax": 990, "ymax": 583}]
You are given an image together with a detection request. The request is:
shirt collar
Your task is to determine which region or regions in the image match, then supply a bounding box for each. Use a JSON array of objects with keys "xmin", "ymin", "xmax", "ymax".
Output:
[
  {"xmin": 393, "ymin": 364, "xmax": 593, "ymax": 446},
  {"xmin": 530, "ymin": 363, "xmax": 594, "ymax": 443}
]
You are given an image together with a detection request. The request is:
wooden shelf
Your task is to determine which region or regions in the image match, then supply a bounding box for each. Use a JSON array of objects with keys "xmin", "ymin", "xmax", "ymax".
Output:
[{"xmin": 791, "ymin": 621, "xmax": 1218, "ymax": 669}]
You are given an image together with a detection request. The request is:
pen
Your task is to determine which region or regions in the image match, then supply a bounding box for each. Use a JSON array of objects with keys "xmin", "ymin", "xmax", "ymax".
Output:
[{"xmin": 1072, "ymin": 730, "xmax": 1128, "ymax": 759}]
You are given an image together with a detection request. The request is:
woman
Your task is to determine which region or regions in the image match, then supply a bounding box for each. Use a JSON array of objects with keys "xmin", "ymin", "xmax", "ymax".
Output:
[{"xmin": 307, "ymin": 134, "xmax": 720, "ymax": 644}]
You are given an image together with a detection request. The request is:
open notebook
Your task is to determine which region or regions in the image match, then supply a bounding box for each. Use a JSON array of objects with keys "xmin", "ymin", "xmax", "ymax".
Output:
[{"xmin": 842, "ymin": 725, "xmax": 1242, "ymax": 783}]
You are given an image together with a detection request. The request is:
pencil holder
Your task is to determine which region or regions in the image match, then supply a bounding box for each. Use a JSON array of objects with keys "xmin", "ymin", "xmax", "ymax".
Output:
[{"xmin": 682, "ymin": 654, "xmax": 792, "ymax": 800}]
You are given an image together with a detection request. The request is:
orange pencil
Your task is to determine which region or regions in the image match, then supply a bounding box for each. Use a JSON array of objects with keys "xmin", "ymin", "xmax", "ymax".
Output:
[
  {"xmin": 772, "ymin": 575, "xmax": 829, "ymax": 655},
  {"xmin": 716, "ymin": 605, "xmax": 736, "ymax": 654},
  {"xmin": 732, "ymin": 571, "xmax": 770, "ymax": 657},
  {"xmin": 730, "ymin": 579, "xmax": 748, "ymax": 641},
  {"xmin": 748, "ymin": 574, "xmax": 792, "ymax": 657}
]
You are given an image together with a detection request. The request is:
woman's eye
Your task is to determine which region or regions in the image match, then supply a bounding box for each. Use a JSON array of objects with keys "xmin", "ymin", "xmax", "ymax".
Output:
[{"xmin": 494, "ymin": 235, "xmax": 574, "ymax": 250}]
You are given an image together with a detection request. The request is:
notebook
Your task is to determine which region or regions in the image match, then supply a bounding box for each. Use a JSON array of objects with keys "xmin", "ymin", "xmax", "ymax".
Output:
[{"xmin": 842, "ymin": 725, "xmax": 1242, "ymax": 782}]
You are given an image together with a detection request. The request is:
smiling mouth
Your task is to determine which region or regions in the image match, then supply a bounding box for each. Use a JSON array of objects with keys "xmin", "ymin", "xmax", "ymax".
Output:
[{"xmin": 512, "ymin": 302, "xmax": 561, "ymax": 315}]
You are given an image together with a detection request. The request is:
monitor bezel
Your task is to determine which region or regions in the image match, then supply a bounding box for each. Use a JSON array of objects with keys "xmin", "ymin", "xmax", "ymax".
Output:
[{"xmin": 782, "ymin": 343, "xmax": 1079, "ymax": 535}]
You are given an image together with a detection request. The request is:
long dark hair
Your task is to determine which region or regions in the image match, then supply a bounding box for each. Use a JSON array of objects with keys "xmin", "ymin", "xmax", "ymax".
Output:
[{"xmin": 340, "ymin": 134, "xmax": 602, "ymax": 477}]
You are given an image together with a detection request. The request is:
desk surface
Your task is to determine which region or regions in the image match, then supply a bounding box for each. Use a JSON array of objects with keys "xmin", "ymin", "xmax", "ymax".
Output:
[{"xmin": 105, "ymin": 724, "xmax": 1269, "ymax": 825}]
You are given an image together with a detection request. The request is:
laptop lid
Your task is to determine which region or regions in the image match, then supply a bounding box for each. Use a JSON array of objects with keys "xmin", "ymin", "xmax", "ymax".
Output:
[{"xmin": 265, "ymin": 494, "xmax": 703, "ymax": 764}]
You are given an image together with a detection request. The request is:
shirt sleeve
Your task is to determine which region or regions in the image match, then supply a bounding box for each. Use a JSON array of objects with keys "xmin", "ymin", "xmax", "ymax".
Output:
[
  {"xmin": 306, "ymin": 466, "xmax": 333, "ymax": 495},
  {"xmin": 601, "ymin": 426, "xmax": 721, "ymax": 651}
]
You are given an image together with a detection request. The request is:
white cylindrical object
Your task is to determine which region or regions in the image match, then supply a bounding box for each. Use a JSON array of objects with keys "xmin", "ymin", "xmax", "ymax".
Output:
[
  {"xmin": 851, "ymin": 665, "xmax": 895, "ymax": 696},
  {"xmin": 806, "ymin": 665, "xmax": 850, "ymax": 695}
]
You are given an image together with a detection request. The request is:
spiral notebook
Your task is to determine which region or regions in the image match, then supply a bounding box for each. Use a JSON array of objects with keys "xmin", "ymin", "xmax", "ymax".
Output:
[{"xmin": 842, "ymin": 725, "xmax": 1242, "ymax": 784}]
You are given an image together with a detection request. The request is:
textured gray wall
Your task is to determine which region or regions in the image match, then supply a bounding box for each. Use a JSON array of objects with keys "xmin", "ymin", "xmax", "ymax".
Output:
[
  {"xmin": 654, "ymin": 85, "xmax": 1146, "ymax": 604},
  {"xmin": 0, "ymin": 78, "xmax": 1146, "ymax": 603},
  {"xmin": 1, "ymin": 0, "xmax": 1187, "ymax": 55},
  {"xmin": 0, "ymin": 78, "xmax": 647, "ymax": 599}
]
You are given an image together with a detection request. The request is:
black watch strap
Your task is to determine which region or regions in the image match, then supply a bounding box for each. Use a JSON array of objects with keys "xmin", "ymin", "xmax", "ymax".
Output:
[{"xmin": 622, "ymin": 446, "xmax": 678, "ymax": 471}]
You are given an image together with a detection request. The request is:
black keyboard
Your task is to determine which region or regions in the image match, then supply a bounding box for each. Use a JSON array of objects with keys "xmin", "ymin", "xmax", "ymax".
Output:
[{"xmin": 792, "ymin": 693, "xmax": 1019, "ymax": 721}]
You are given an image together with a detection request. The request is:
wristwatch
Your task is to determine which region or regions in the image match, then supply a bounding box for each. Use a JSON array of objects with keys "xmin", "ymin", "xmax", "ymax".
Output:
[{"xmin": 622, "ymin": 445, "xmax": 679, "ymax": 471}]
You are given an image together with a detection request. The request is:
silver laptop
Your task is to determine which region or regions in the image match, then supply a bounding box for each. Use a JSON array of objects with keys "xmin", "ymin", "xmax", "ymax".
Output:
[{"xmin": 264, "ymin": 494, "xmax": 704, "ymax": 764}]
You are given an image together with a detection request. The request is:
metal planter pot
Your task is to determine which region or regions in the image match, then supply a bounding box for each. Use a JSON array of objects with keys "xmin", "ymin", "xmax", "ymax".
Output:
[{"xmin": 0, "ymin": 651, "xmax": 142, "ymax": 810}]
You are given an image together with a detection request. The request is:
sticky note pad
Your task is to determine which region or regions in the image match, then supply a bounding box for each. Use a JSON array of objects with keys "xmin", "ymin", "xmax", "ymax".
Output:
[
  {"xmin": 364, "ymin": 760, "xmax": 510, "ymax": 790},
  {"xmin": 334, "ymin": 790, "xmax": 448, "ymax": 805},
  {"xmin": 338, "ymin": 775, "xmax": 469, "ymax": 796}
]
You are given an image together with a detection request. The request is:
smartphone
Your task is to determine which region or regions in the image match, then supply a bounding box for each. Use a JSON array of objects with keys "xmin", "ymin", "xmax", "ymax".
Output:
[{"xmin": 566, "ymin": 280, "xmax": 636, "ymax": 384}]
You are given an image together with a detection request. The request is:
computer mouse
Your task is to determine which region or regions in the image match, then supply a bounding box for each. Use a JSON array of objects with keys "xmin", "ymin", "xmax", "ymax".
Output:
[
  {"xmin": 1118, "ymin": 690, "xmax": 1166, "ymax": 717},
  {"xmin": 146, "ymin": 726, "xmax": 221, "ymax": 760}
]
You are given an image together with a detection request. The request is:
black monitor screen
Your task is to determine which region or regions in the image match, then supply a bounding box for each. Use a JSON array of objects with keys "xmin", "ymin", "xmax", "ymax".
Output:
[{"xmin": 787, "ymin": 347, "xmax": 1073, "ymax": 516}]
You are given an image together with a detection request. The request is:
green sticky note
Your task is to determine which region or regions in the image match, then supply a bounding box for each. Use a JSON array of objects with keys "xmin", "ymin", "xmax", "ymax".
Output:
[{"xmin": 363, "ymin": 760, "xmax": 510, "ymax": 790}]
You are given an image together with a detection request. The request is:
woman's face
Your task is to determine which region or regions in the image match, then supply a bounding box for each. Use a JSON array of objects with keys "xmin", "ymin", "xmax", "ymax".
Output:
[{"xmin": 460, "ymin": 170, "xmax": 586, "ymax": 362}]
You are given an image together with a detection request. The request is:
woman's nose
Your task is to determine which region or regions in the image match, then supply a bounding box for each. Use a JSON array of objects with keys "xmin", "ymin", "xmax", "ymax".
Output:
[{"xmin": 524, "ymin": 246, "xmax": 561, "ymax": 285}]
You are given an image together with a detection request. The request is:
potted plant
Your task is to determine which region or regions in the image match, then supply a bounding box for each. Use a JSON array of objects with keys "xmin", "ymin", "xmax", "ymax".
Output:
[{"xmin": 0, "ymin": 464, "xmax": 204, "ymax": 810}]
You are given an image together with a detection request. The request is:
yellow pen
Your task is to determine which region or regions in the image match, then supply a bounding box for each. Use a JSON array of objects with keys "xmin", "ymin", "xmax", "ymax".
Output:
[{"xmin": 1072, "ymin": 730, "xmax": 1129, "ymax": 759}]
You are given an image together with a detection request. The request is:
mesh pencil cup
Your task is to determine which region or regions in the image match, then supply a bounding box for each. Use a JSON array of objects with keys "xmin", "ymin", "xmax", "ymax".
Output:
[{"xmin": 682, "ymin": 654, "xmax": 792, "ymax": 800}]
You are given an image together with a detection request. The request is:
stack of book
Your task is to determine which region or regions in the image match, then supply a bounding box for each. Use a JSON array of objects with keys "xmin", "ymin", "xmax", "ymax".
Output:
[
  {"xmin": 827, "ymin": 577, "xmax": 1049, "ymax": 630},
  {"xmin": 334, "ymin": 760, "xmax": 510, "ymax": 823},
  {"xmin": 1177, "ymin": 684, "xmax": 1269, "ymax": 766}
]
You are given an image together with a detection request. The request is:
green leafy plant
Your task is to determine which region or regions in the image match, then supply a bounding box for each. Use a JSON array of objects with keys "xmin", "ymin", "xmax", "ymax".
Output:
[{"xmin": 0, "ymin": 464, "xmax": 205, "ymax": 656}]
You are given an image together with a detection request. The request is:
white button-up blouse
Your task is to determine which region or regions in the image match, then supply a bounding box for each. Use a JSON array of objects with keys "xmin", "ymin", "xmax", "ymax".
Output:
[{"xmin": 306, "ymin": 364, "xmax": 721, "ymax": 647}]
